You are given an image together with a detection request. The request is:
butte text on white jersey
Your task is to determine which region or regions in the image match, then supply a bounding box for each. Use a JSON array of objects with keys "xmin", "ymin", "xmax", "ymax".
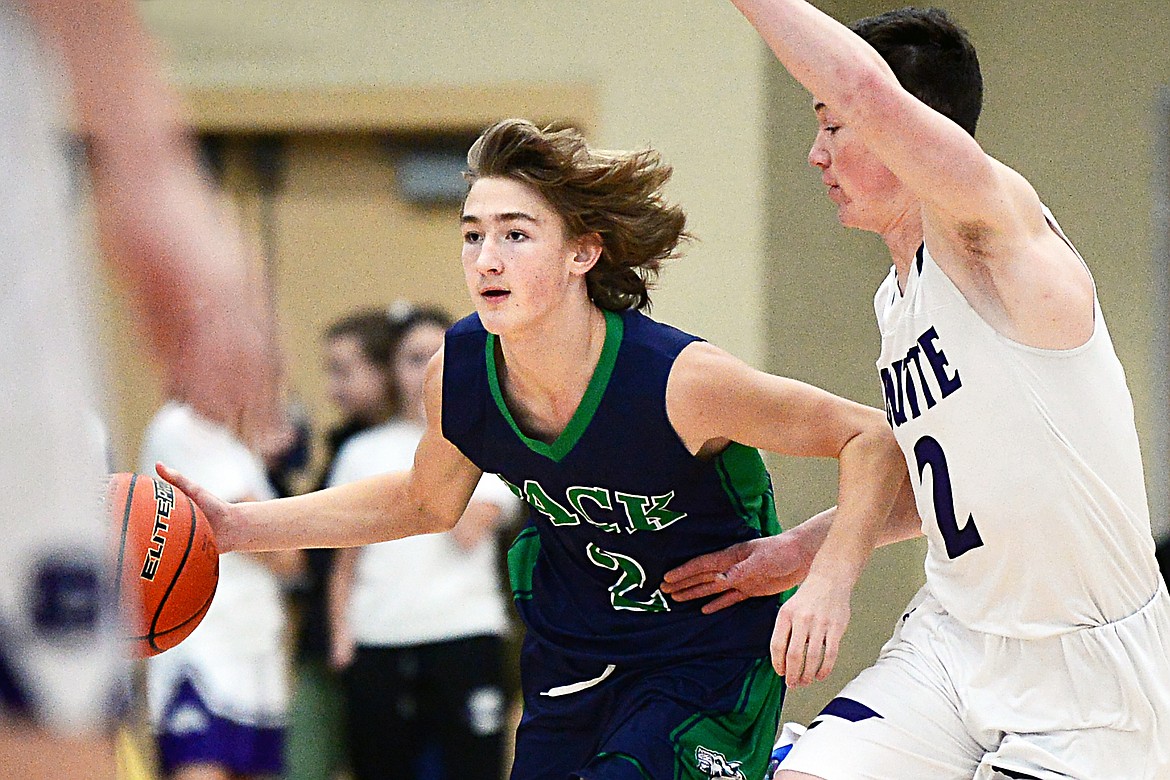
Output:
[{"xmin": 873, "ymin": 209, "xmax": 1160, "ymax": 638}]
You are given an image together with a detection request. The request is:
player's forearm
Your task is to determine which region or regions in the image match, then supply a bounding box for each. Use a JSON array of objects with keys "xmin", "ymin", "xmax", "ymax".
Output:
[
  {"xmin": 880, "ymin": 475, "xmax": 924, "ymax": 545},
  {"xmin": 223, "ymin": 472, "xmax": 457, "ymax": 553},
  {"xmin": 25, "ymin": 1, "xmax": 241, "ymax": 313},
  {"xmin": 802, "ymin": 476, "xmax": 920, "ymax": 558},
  {"xmin": 25, "ymin": 0, "xmax": 186, "ymax": 151},
  {"xmin": 730, "ymin": 0, "xmax": 896, "ymax": 118},
  {"xmin": 450, "ymin": 501, "xmax": 503, "ymax": 551},
  {"xmin": 809, "ymin": 427, "xmax": 905, "ymax": 585}
]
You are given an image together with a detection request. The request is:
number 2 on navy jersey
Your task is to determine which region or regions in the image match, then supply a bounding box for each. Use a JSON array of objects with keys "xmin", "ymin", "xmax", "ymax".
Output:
[
  {"xmin": 586, "ymin": 543, "xmax": 669, "ymax": 613},
  {"xmin": 913, "ymin": 435, "xmax": 983, "ymax": 559}
]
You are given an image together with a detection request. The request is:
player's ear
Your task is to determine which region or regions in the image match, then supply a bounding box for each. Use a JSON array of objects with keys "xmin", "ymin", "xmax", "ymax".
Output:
[{"xmin": 569, "ymin": 232, "xmax": 603, "ymax": 277}]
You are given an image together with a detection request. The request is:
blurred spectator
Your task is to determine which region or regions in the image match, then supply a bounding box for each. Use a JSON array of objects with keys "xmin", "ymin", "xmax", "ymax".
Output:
[
  {"xmin": 141, "ymin": 403, "xmax": 298, "ymax": 780},
  {"xmin": 285, "ymin": 308, "xmax": 400, "ymax": 780},
  {"xmin": 327, "ymin": 305, "xmax": 519, "ymax": 780}
]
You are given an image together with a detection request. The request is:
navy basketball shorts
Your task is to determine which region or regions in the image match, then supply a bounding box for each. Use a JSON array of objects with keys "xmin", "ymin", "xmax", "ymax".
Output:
[{"xmin": 510, "ymin": 637, "xmax": 784, "ymax": 780}]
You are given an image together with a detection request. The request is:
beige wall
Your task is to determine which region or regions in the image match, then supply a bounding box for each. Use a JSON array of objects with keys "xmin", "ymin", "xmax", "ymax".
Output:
[
  {"xmin": 135, "ymin": 0, "xmax": 1170, "ymax": 728},
  {"xmin": 141, "ymin": 0, "xmax": 771, "ymax": 363}
]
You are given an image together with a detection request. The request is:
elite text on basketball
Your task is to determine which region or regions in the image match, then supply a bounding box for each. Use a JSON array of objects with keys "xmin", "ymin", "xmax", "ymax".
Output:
[{"xmin": 140, "ymin": 480, "xmax": 176, "ymax": 581}]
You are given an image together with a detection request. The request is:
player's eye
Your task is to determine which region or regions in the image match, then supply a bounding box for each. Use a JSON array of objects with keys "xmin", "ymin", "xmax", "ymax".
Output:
[
  {"xmin": 506, "ymin": 230, "xmax": 527, "ymax": 241},
  {"xmin": 463, "ymin": 230, "xmax": 482, "ymax": 243}
]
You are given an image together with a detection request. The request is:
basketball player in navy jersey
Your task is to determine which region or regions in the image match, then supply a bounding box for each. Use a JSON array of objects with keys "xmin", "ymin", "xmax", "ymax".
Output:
[
  {"xmin": 160, "ymin": 118, "xmax": 910, "ymax": 780},
  {"xmin": 663, "ymin": 3, "xmax": 1170, "ymax": 778},
  {"xmin": 2, "ymin": 1, "xmax": 280, "ymax": 778}
]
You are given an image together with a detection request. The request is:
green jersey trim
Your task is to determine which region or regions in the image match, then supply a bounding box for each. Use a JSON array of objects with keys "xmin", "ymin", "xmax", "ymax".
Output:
[
  {"xmin": 484, "ymin": 309, "xmax": 624, "ymax": 463},
  {"xmin": 667, "ymin": 657, "xmax": 784, "ymax": 780},
  {"xmin": 715, "ymin": 444, "xmax": 796, "ymax": 607},
  {"xmin": 507, "ymin": 525, "xmax": 540, "ymax": 602},
  {"xmin": 714, "ymin": 443, "xmax": 781, "ymax": 537}
]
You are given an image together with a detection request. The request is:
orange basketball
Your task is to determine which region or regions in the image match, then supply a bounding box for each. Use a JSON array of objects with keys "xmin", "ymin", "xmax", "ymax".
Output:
[{"xmin": 108, "ymin": 472, "xmax": 219, "ymax": 657}]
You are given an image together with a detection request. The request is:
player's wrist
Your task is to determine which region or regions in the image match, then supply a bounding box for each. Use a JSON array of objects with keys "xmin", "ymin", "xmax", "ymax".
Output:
[{"xmin": 803, "ymin": 539, "xmax": 871, "ymax": 590}]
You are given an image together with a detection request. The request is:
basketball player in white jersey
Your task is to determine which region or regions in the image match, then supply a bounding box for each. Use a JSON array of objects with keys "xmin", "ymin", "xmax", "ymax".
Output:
[
  {"xmin": 140, "ymin": 403, "xmax": 295, "ymax": 780},
  {"xmin": 662, "ymin": 2, "xmax": 1170, "ymax": 778},
  {"xmin": 1, "ymin": 2, "xmax": 278, "ymax": 777}
]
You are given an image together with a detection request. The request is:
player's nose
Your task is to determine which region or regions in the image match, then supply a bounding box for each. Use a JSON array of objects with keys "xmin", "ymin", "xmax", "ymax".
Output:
[
  {"xmin": 476, "ymin": 237, "xmax": 504, "ymax": 273},
  {"xmin": 808, "ymin": 140, "xmax": 829, "ymax": 170}
]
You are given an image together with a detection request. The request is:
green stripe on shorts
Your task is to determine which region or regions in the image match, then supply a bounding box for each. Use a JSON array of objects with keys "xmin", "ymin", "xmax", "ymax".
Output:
[{"xmin": 669, "ymin": 658, "xmax": 785, "ymax": 780}]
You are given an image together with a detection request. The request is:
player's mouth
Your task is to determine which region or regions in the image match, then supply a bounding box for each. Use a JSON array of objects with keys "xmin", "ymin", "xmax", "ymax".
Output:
[{"xmin": 480, "ymin": 286, "xmax": 510, "ymax": 302}]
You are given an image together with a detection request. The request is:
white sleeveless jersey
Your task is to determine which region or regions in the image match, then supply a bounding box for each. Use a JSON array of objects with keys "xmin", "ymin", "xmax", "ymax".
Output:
[
  {"xmin": 874, "ymin": 212, "xmax": 1161, "ymax": 639},
  {"xmin": 327, "ymin": 419, "xmax": 519, "ymax": 647}
]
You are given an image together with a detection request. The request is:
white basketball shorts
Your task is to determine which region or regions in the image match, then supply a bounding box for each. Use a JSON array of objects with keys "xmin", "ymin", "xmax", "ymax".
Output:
[{"xmin": 781, "ymin": 584, "xmax": 1170, "ymax": 779}]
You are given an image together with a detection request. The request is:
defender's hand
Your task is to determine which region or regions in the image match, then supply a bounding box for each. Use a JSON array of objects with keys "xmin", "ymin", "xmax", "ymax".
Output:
[
  {"xmin": 661, "ymin": 535, "xmax": 812, "ymax": 613},
  {"xmin": 770, "ymin": 575, "xmax": 851, "ymax": 687}
]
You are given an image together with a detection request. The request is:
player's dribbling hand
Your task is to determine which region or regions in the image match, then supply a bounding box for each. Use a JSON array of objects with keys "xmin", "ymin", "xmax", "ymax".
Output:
[
  {"xmin": 155, "ymin": 462, "xmax": 238, "ymax": 553},
  {"xmin": 660, "ymin": 535, "xmax": 813, "ymax": 613},
  {"xmin": 770, "ymin": 575, "xmax": 851, "ymax": 687}
]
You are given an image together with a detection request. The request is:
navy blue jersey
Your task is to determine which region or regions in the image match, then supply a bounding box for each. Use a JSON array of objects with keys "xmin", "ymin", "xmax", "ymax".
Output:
[{"xmin": 443, "ymin": 308, "xmax": 783, "ymax": 665}]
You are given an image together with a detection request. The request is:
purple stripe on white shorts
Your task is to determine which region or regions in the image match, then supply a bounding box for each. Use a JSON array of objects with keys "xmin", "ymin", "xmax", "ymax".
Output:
[{"xmin": 156, "ymin": 677, "xmax": 284, "ymax": 776}]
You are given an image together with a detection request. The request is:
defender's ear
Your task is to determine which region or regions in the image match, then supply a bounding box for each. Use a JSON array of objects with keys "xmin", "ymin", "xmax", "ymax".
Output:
[{"xmin": 569, "ymin": 232, "xmax": 603, "ymax": 277}]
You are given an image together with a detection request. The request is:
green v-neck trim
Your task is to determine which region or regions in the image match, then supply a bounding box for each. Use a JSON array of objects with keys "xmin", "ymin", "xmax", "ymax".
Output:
[{"xmin": 485, "ymin": 309, "xmax": 623, "ymax": 463}]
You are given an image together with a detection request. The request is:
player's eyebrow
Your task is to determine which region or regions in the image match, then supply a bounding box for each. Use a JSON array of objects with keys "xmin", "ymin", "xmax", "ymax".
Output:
[{"xmin": 460, "ymin": 211, "xmax": 540, "ymax": 225}]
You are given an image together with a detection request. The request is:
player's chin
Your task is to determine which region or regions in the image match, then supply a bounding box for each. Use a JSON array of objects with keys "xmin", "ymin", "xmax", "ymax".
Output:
[{"xmin": 474, "ymin": 302, "xmax": 517, "ymax": 336}]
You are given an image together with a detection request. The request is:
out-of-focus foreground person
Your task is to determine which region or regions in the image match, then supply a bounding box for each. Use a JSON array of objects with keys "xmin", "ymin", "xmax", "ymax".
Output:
[{"xmin": 0, "ymin": 2, "xmax": 278, "ymax": 779}]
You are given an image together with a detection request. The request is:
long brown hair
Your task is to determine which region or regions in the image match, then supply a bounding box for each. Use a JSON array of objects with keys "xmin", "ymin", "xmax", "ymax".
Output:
[{"xmin": 465, "ymin": 119, "xmax": 690, "ymax": 312}]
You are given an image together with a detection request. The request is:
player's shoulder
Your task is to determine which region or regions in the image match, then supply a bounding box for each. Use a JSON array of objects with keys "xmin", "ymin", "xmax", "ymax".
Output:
[
  {"xmin": 447, "ymin": 311, "xmax": 486, "ymax": 339},
  {"xmin": 668, "ymin": 340, "xmax": 744, "ymax": 394},
  {"xmin": 618, "ymin": 308, "xmax": 702, "ymax": 359},
  {"xmin": 930, "ymin": 156, "xmax": 1046, "ymax": 251},
  {"xmin": 440, "ymin": 313, "xmax": 485, "ymax": 383}
]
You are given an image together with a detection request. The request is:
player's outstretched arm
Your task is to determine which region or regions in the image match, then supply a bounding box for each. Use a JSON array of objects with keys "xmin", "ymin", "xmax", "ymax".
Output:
[
  {"xmin": 666, "ymin": 341, "xmax": 907, "ymax": 686},
  {"xmin": 159, "ymin": 350, "xmax": 483, "ymax": 553},
  {"xmin": 731, "ymin": 0, "xmax": 1093, "ymax": 347},
  {"xmin": 24, "ymin": 0, "xmax": 282, "ymax": 444}
]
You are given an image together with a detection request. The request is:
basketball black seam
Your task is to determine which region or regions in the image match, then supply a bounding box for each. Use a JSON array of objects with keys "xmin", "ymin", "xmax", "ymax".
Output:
[
  {"xmin": 148, "ymin": 493, "xmax": 199, "ymax": 653},
  {"xmin": 112, "ymin": 474, "xmax": 138, "ymax": 608},
  {"xmin": 130, "ymin": 581, "xmax": 217, "ymax": 642}
]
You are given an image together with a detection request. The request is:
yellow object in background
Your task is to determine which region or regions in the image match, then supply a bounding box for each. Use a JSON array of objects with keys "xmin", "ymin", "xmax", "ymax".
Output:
[{"xmin": 116, "ymin": 726, "xmax": 156, "ymax": 780}]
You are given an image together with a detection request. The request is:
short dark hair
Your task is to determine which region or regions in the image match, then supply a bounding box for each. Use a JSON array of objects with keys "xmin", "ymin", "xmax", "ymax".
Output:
[
  {"xmin": 850, "ymin": 7, "xmax": 983, "ymax": 136},
  {"xmin": 465, "ymin": 119, "xmax": 689, "ymax": 312},
  {"xmin": 386, "ymin": 302, "xmax": 453, "ymax": 342}
]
